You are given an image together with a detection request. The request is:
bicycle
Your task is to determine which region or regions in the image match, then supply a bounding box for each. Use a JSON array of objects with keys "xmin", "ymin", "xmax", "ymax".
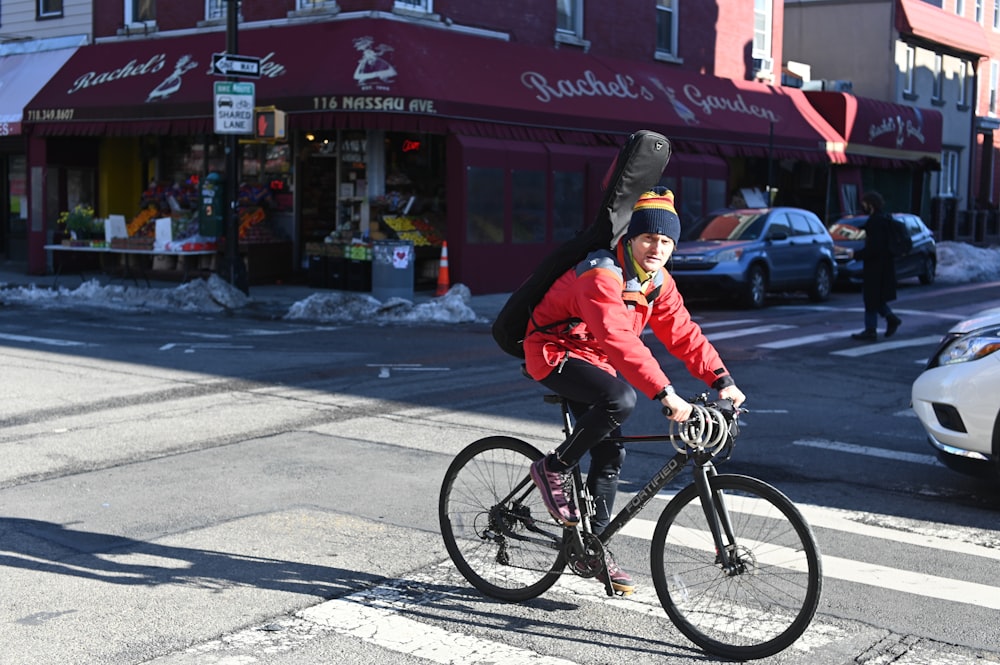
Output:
[{"xmin": 438, "ymin": 392, "xmax": 823, "ymax": 661}]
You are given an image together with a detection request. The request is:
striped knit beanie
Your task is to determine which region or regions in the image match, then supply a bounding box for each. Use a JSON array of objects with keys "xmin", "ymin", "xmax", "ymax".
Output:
[{"xmin": 625, "ymin": 187, "xmax": 681, "ymax": 244}]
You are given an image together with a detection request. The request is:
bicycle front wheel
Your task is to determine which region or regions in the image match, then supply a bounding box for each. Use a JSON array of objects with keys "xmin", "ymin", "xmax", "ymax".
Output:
[
  {"xmin": 651, "ymin": 474, "xmax": 822, "ymax": 661},
  {"xmin": 439, "ymin": 436, "xmax": 566, "ymax": 602}
]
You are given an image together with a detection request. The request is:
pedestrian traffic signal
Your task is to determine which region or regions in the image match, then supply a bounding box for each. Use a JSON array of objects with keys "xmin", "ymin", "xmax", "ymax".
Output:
[{"xmin": 253, "ymin": 106, "xmax": 286, "ymax": 141}]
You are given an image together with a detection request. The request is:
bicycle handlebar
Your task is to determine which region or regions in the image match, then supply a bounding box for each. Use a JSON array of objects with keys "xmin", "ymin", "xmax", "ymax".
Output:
[{"xmin": 661, "ymin": 395, "xmax": 741, "ymax": 455}]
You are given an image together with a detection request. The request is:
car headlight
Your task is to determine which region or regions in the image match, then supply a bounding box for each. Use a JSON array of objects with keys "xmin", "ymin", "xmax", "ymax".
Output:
[
  {"xmin": 714, "ymin": 248, "xmax": 744, "ymax": 263},
  {"xmin": 936, "ymin": 327, "xmax": 1000, "ymax": 365},
  {"xmin": 832, "ymin": 245, "xmax": 852, "ymax": 260}
]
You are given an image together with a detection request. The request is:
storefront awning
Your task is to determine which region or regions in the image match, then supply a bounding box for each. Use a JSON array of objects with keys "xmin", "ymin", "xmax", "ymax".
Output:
[
  {"xmin": 896, "ymin": 0, "xmax": 991, "ymax": 57},
  {"xmin": 24, "ymin": 18, "xmax": 846, "ymax": 163},
  {"xmin": 0, "ymin": 47, "xmax": 78, "ymax": 136},
  {"xmin": 804, "ymin": 91, "xmax": 942, "ymax": 168}
]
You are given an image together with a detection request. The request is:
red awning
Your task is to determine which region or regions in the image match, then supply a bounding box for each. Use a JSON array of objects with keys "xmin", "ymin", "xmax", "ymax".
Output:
[
  {"xmin": 0, "ymin": 47, "xmax": 78, "ymax": 136},
  {"xmin": 24, "ymin": 18, "xmax": 846, "ymax": 163},
  {"xmin": 805, "ymin": 91, "xmax": 942, "ymax": 168},
  {"xmin": 896, "ymin": 0, "xmax": 991, "ymax": 57}
]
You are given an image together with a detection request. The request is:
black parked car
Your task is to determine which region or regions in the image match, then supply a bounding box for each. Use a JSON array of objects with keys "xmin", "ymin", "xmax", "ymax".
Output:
[{"xmin": 828, "ymin": 213, "xmax": 937, "ymax": 287}]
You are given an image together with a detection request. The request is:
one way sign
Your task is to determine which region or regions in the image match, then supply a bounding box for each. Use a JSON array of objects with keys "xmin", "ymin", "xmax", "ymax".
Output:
[{"xmin": 212, "ymin": 53, "xmax": 261, "ymax": 78}]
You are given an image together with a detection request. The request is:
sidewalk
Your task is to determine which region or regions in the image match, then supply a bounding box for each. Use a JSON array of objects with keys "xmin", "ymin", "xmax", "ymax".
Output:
[{"xmin": 0, "ymin": 260, "xmax": 512, "ymax": 322}]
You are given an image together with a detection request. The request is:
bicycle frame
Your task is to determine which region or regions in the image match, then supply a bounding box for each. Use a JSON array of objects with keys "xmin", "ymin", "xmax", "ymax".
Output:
[{"xmin": 552, "ymin": 395, "xmax": 741, "ymax": 571}]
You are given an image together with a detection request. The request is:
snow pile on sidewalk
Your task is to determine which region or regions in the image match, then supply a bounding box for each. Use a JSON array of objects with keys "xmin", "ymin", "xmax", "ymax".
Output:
[{"xmin": 283, "ymin": 284, "xmax": 477, "ymax": 324}]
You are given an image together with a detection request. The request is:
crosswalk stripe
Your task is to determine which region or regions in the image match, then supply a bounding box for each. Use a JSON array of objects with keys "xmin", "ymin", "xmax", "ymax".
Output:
[
  {"xmin": 704, "ymin": 324, "xmax": 796, "ymax": 341},
  {"xmin": 793, "ymin": 438, "xmax": 941, "ymax": 466},
  {"xmin": 830, "ymin": 335, "xmax": 942, "ymax": 356},
  {"xmin": 757, "ymin": 330, "xmax": 853, "ymax": 348},
  {"xmin": 619, "ymin": 515, "xmax": 1000, "ymax": 609},
  {"xmin": 300, "ymin": 583, "xmax": 577, "ymax": 664}
]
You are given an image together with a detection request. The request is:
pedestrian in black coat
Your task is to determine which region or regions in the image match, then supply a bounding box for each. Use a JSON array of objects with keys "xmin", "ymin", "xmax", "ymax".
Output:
[{"xmin": 851, "ymin": 191, "xmax": 902, "ymax": 341}]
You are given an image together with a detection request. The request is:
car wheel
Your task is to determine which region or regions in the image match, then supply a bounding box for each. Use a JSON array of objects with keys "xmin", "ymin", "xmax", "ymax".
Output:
[
  {"xmin": 918, "ymin": 255, "xmax": 936, "ymax": 285},
  {"xmin": 808, "ymin": 262, "xmax": 833, "ymax": 302},
  {"xmin": 739, "ymin": 265, "xmax": 767, "ymax": 309}
]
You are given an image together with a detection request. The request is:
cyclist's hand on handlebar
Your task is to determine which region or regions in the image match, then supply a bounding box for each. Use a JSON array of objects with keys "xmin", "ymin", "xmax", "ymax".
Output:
[
  {"xmin": 661, "ymin": 392, "xmax": 693, "ymax": 422},
  {"xmin": 718, "ymin": 384, "xmax": 746, "ymax": 409}
]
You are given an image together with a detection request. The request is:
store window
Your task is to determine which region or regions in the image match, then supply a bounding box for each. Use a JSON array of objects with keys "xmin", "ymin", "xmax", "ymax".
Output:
[
  {"xmin": 6, "ymin": 156, "xmax": 28, "ymax": 257},
  {"xmin": 467, "ymin": 167, "xmax": 504, "ymax": 244},
  {"xmin": 38, "ymin": 0, "xmax": 63, "ymax": 18},
  {"xmin": 512, "ymin": 170, "xmax": 546, "ymax": 244},
  {"xmin": 552, "ymin": 171, "xmax": 584, "ymax": 243}
]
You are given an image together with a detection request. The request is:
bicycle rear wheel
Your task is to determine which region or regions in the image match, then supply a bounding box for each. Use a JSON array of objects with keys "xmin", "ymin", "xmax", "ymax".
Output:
[
  {"xmin": 439, "ymin": 436, "xmax": 566, "ymax": 602},
  {"xmin": 651, "ymin": 474, "xmax": 822, "ymax": 661}
]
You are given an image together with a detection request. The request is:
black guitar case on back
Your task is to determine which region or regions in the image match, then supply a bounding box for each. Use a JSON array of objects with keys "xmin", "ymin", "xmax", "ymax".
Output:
[{"xmin": 491, "ymin": 130, "xmax": 673, "ymax": 358}]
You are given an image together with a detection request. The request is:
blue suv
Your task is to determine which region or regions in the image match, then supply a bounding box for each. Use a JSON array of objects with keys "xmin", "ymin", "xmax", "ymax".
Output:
[{"xmin": 670, "ymin": 207, "xmax": 837, "ymax": 309}]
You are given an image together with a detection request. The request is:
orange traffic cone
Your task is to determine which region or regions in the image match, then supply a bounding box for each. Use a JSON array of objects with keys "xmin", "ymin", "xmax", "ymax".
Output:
[{"xmin": 435, "ymin": 241, "xmax": 450, "ymax": 296}]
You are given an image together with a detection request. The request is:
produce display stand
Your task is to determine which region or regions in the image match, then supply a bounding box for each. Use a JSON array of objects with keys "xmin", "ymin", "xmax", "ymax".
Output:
[{"xmin": 43, "ymin": 244, "xmax": 216, "ymax": 287}]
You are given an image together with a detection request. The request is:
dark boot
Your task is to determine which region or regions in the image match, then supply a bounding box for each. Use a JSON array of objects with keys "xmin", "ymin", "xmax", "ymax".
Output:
[
  {"xmin": 885, "ymin": 315, "xmax": 902, "ymax": 338},
  {"xmin": 851, "ymin": 329, "xmax": 877, "ymax": 341}
]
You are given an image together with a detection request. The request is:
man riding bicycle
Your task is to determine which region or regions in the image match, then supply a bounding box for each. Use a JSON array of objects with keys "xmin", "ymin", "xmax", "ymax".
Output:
[{"xmin": 523, "ymin": 187, "xmax": 747, "ymax": 594}]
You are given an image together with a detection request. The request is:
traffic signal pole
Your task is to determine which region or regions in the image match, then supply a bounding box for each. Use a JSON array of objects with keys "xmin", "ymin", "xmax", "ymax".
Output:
[{"xmin": 224, "ymin": 0, "xmax": 249, "ymax": 294}]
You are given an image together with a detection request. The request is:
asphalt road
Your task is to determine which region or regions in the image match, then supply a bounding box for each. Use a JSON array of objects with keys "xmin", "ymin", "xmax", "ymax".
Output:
[{"xmin": 1, "ymin": 278, "xmax": 999, "ymax": 664}]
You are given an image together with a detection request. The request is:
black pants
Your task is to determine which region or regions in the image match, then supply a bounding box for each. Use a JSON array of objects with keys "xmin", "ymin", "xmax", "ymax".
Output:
[{"xmin": 539, "ymin": 358, "xmax": 637, "ymax": 534}]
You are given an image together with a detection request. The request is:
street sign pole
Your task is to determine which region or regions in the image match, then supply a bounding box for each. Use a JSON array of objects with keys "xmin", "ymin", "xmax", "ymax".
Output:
[{"xmin": 224, "ymin": 0, "xmax": 249, "ymax": 295}]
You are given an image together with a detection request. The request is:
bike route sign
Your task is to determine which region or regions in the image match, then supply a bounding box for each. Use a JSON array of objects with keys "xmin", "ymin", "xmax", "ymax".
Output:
[{"xmin": 213, "ymin": 81, "xmax": 255, "ymax": 135}]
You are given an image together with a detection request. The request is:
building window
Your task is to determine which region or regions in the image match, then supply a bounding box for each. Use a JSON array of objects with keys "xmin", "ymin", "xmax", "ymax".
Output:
[
  {"xmin": 656, "ymin": 0, "xmax": 678, "ymax": 57},
  {"xmin": 205, "ymin": 0, "xmax": 225, "ymax": 20},
  {"xmin": 976, "ymin": 0, "xmax": 984, "ymax": 22},
  {"xmin": 38, "ymin": 0, "xmax": 63, "ymax": 19},
  {"xmin": 904, "ymin": 46, "xmax": 915, "ymax": 95},
  {"xmin": 752, "ymin": 0, "xmax": 773, "ymax": 59},
  {"xmin": 957, "ymin": 0, "xmax": 965, "ymax": 16},
  {"xmin": 394, "ymin": 0, "xmax": 432, "ymax": 11},
  {"xmin": 991, "ymin": 60, "xmax": 999, "ymax": 114},
  {"xmin": 557, "ymin": 0, "xmax": 583, "ymax": 39},
  {"xmin": 994, "ymin": 0, "xmax": 1000, "ymax": 29},
  {"xmin": 125, "ymin": 0, "xmax": 155, "ymax": 24},
  {"xmin": 939, "ymin": 149, "xmax": 959, "ymax": 197},
  {"xmin": 957, "ymin": 61, "xmax": 968, "ymax": 107},
  {"xmin": 933, "ymin": 53, "xmax": 944, "ymax": 100}
]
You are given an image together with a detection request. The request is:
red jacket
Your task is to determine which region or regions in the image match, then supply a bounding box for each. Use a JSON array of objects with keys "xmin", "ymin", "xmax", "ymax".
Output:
[{"xmin": 523, "ymin": 244, "xmax": 731, "ymax": 399}]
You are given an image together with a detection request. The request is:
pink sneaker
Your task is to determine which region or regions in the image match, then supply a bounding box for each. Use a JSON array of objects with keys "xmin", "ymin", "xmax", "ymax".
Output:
[
  {"xmin": 596, "ymin": 551, "xmax": 635, "ymax": 595},
  {"xmin": 529, "ymin": 456, "xmax": 579, "ymax": 526}
]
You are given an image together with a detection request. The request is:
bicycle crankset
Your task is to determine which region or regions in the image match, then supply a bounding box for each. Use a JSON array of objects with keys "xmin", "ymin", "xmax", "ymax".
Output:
[{"xmin": 565, "ymin": 532, "xmax": 605, "ymax": 578}]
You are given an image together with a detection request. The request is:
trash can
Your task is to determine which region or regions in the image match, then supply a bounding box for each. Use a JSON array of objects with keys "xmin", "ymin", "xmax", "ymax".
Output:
[{"xmin": 371, "ymin": 240, "xmax": 414, "ymax": 301}]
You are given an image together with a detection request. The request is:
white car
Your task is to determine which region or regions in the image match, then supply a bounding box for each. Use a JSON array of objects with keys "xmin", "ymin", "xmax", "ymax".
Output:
[{"xmin": 912, "ymin": 307, "xmax": 1000, "ymax": 479}]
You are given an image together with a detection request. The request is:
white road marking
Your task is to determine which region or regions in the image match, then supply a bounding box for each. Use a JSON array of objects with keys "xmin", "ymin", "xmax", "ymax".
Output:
[
  {"xmin": 622, "ymin": 505, "xmax": 1000, "ymax": 610},
  {"xmin": 830, "ymin": 335, "xmax": 942, "ymax": 356},
  {"xmin": 159, "ymin": 342, "xmax": 255, "ymax": 351},
  {"xmin": 705, "ymin": 324, "xmax": 796, "ymax": 341},
  {"xmin": 0, "ymin": 332, "xmax": 91, "ymax": 347},
  {"xmin": 757, "ymin": 330, "xmax": 854, "ymax": 348},
  {"xmin": 792, "ymin": 438, "xmax": 941, "ymax": 466}
]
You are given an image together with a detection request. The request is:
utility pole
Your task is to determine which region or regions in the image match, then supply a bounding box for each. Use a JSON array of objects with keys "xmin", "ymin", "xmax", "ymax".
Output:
[{"xmin": 224, "ymin": 0, "xmax": 249, "ymax": 294}]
